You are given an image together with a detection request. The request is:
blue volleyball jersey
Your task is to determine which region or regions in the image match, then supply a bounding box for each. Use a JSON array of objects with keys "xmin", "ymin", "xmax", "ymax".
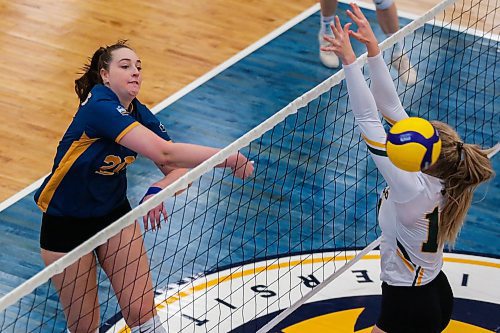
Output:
[{"xmin": 34, "ymin": 84, "xmax": 171, "ymax": 218}]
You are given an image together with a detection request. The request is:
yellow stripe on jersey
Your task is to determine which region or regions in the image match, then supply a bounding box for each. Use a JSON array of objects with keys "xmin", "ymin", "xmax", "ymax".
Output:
[
  {"xmin": 396, "ymin": 249, "xmax": 415, "ymax": 272},
  {"xmin": 115, "ymin": 121, "xmax": 140, "ymax": 143},
  {"xmin": 417, "ymin": 267, "xmax": 425, "ymax": 286},
  {"xmin": 362, "ymin": 134, "xmax": 387, "ymax": 157},
  {"xmin": 37, "ymin": 133, "xmax": 98, "ymax": 213},
  {"xmin": 383, "ymin": 115, "xmax": 397, "ymax": 126},
  {"xmin": 362, "ymin": 134, "xmax": 386, "ymax": 149}
]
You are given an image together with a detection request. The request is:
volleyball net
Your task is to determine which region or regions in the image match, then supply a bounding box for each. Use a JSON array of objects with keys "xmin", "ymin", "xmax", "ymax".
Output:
[{"xmin": 0, "ymin": 0, "xmax": 498, "ymax": 331}]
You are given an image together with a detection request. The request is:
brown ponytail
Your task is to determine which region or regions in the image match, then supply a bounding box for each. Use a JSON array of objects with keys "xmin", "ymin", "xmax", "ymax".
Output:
[
  {"xmin": 74, "ymin": 40, "xmax": 132, "ymax": 103},
  {"xmin": 426, "ymin": 121, "xmax": 495, "ymax": 247}
]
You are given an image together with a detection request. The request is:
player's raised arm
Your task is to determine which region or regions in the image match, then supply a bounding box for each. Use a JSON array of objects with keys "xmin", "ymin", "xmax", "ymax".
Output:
[
  {"xmin": 347, "ymin": 3, "xmax": 408, "ymax": 124},
  {"xmin": 326, "ymin": 13, "xmax": 423, "ymax": 200}
]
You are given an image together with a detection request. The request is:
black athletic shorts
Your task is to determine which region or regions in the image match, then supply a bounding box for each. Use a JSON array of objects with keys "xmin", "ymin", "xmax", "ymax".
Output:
[
  {"xmin": 40, "ymin": 200, "xmax": 132, "ymax": 253},
  {"xmin": 377, "ymin": 271, "xmax": 453, "ymax": 333}
]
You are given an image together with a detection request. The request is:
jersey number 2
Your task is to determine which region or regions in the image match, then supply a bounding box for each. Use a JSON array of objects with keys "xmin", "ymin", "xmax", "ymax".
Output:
[
  {"xmin": 96, "ymin": 155, "xmax": 135, "ymax": 175},
  {"xmin": 422, "ymin": 206, "xmax": 439, "ymax": 253}
]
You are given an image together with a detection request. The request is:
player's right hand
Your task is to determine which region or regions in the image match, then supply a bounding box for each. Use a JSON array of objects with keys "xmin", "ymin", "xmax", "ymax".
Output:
[{"xmin": 142, "ymin": 196, "xmax": 167, "ymax": 231}]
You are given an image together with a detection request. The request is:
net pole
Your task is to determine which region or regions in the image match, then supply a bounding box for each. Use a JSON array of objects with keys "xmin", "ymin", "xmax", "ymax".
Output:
[{"xmin": 256, "ymin": 237, "xmax": 381, "ymax": 333}]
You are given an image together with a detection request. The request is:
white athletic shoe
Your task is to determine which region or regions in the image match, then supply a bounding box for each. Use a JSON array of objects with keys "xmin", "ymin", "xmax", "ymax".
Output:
[
  {"xmin": 319, "ymin": 33, "xmax": 340, "ymax": 69},
  {"xmin": 391, "ymin": 53, "xmax": 417, "ymax": 85}
]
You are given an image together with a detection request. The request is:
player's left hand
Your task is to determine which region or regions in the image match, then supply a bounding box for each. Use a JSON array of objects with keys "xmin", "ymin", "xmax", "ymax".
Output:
[
  {"xmin": 142, "ymin": 197, "xmax": 167, "ymax": 231},
  {"xmin": 140, "ymin": 188, "xmax": 168, "ymax": 231}
]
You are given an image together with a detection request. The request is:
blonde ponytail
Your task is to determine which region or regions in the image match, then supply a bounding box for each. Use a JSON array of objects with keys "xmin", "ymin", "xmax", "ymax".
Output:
[{"xmin": 426, "ymin": 121, "xmax": 495, "ymax": 246}]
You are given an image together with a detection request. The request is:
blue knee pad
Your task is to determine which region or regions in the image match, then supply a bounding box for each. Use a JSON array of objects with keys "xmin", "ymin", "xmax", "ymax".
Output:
[{"xmin": 373, "ymin": 0, "xmax": 394, "ymax": 10}]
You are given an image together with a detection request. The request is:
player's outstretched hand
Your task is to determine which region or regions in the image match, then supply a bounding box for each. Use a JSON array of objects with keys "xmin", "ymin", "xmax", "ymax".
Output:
[
  {"xmin": 346, "ymin": 3, "xmax": 380, "ymax": 56},
  {"xmin": 321, "ymin": 16, "xmax": 356, "ymax": 65}
]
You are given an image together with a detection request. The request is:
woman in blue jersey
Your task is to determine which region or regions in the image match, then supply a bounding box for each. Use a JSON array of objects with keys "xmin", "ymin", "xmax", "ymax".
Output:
[
  {"xmin": 321, "ymin": 4, "xmax": 494, "ymax": 332},
  {"xmin": 35, "ymin": 41, "xmax": 254, "ymax": 333}
]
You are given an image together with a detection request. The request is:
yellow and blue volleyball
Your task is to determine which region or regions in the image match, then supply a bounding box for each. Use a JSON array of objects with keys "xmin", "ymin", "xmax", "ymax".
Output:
[{"xmin": 386, "ymin": 117, "xmax": 441, "ymax": 172}]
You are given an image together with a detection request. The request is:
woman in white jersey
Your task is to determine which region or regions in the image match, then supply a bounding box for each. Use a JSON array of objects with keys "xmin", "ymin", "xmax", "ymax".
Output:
[{"xmin": 322, "ymin": 4, "xmax": 495, "ymax": 332}]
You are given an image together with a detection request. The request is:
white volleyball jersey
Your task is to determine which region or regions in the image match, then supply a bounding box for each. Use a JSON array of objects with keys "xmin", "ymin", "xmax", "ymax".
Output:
[
  {"xmin": 344, "ymin": 53, "xmax": 445, "ymax": 286},
  {"xmin": 378, "ymin": 179, "xmax": 445, "ymax": 286}
]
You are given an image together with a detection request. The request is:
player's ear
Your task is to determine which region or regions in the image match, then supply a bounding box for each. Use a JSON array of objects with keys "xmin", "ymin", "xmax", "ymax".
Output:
[{"xmin": 100, "ymin": 68, "xmax": 110, "ymax": 85}]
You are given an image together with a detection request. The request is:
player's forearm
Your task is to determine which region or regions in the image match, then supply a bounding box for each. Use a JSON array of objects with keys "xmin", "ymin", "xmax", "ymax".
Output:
[
  {"xmin": 367, "ymin": 53, "xmax": 408, "ymax": 123},
  {"xmin": 158, "ymin": 143, "xmax": 222, "ymax": 169},
  {"xmin": 366, "ymin": 39, "xmax": 381, "ymax": 58},
  {"xmin": 150, "ymin": 168, "xmax": 193, "ymax": 197},
  {"xmin": 344, "ymin": 61, "xmax": 386, "ymax": 142},
  {"xmin": 344, "ymin": 61, "xmax": 415, "ymax": 191},
  {"xmin": 152, "ymin": 168, "xmax": 189, "ymax": 189},
  {"xmin": 158, "ymin": 143, "xmax": 242, "ymax": 170}
]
